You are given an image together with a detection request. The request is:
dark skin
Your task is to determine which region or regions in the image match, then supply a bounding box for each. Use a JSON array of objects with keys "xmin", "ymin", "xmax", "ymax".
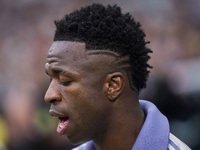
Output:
[{"xmin": 45, "ymin": 41, "xmax": 145, "ymax": 150}]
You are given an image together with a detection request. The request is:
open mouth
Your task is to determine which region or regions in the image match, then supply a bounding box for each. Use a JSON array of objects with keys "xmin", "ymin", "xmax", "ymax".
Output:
[
  {"xmin": 57, "ymin": 117, "xmax": 69, "ymax": 135},
  {"xmin": 49, "ymin": 110, "xmax": 69, "ymax": 135}
]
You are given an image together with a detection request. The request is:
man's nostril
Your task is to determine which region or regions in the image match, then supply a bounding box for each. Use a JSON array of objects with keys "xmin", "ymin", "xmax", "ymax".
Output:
[{"xmin": 50, "ymin": 99, "xmax": 57, "ymax": 104}]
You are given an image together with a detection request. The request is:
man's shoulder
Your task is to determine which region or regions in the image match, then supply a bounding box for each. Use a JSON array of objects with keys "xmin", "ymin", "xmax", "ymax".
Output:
[
  {"xmin": 71, "ymin": 133, "xmax": 191, "ymax": 150},
  {"xmin": 168, "ymin": 133, "xmax": 191, "ymax": 150}
]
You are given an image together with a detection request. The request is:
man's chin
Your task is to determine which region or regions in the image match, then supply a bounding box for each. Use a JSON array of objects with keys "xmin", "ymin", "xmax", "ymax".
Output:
[{"xmin": 66, "ymin": 135, "xmax": 89, "ymax": 146}]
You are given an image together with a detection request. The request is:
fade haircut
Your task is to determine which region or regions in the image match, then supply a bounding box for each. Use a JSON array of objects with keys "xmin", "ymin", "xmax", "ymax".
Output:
[{"xmin": 54, "ymin": 3, "xmax": 152, "ymax": 92}]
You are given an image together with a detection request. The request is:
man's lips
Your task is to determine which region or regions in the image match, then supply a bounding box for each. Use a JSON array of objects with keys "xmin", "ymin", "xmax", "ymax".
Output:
[
  {"xmin": 49, "ymin": 109, "xmax": 66, "ymax": 118},
  {"xmin": 49, "ymin": 109, "xmax": 69, "ymax": 135}
]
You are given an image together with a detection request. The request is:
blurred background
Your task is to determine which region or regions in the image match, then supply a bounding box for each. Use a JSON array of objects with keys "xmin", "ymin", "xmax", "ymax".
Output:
[{"xmin": 0, "ymin": 0, "xmax": 200, "ymax": 149}]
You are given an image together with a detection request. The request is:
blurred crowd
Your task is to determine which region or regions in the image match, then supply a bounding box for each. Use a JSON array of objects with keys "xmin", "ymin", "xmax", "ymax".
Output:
[{"xmin": 0, "ymin": 0, "xmax": 200, "ymax": 149}]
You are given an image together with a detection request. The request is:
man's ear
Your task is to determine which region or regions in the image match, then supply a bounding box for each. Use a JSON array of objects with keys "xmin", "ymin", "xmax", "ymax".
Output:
[{"xmin": 104, "ymin": 72, "xmax": 125, "ymax": 101}]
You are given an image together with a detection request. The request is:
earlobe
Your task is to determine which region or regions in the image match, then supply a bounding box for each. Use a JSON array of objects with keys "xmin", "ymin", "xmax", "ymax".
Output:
[{"xmin": 105, "ymin": 72, "xmax": 125, "ymax": 101}]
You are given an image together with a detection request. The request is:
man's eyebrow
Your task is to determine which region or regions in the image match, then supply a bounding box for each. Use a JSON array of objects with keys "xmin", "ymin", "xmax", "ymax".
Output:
[
  {"xmin": 45, "ymin": 68, "xmax": 65, "ymax": 75},
  {"xmin": 52, "ymin": 69, "xmax": 64, "ymax": 75},
  {"xmin": 45, "ymin": 68, "xmax": 80, "ymax": 78}
]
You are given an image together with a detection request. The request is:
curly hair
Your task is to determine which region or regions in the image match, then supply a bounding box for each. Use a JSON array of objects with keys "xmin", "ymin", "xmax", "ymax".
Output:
[{"xmin": 54, "ymin": 3, "xmax": 152, "ymax": 92}]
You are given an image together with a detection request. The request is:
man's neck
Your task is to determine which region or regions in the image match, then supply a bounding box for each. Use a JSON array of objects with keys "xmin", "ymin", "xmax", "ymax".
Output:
[{"xmin": 93, "ymin": 100, "xmax": 145, "ymax": 150}]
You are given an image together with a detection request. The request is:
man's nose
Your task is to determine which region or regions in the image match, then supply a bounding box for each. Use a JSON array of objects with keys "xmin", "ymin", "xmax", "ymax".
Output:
[{"xmin": 44, "ymin": 79, "xmax": 61, "ymax": 104}]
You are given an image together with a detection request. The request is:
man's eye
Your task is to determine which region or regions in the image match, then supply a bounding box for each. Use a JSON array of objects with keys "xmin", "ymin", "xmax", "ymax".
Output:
[{"xmin": 59, "ymin": 81, "xmax": 72, "ymax": 86}]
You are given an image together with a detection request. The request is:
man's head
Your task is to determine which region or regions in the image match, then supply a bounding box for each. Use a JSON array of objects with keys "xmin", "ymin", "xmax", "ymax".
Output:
[
  {"xmin": 45, "ymin": 3, "xmax": 152, "ymax": 145},
  {"xmin": 54, "ymin": 3, "xmax": 152, "ymax": 92}
]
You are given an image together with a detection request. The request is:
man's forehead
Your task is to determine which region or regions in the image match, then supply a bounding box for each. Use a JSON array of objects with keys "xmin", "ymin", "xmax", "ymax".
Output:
[
  {"xmin": 47, "ymin": 41, "xmax": 86, "ymax": 57},
  {"xmin": 47, "ymin": 41, "xmax": 120, "ymax": 61},
  {"xmin": 46, "ymin": 41, "xmax": 129, "ymax": 76}
]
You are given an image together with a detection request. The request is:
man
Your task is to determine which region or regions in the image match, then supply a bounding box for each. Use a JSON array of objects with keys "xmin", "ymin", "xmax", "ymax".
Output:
[{"xmin": 44, "ymin": 3, "xmax": 191, "ymax": 150}]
